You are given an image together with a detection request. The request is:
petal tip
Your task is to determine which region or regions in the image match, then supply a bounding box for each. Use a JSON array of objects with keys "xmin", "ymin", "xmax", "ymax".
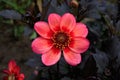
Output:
[{"xmin": 60, "ymin": 13, "xmax": 76, "ymax": 32}]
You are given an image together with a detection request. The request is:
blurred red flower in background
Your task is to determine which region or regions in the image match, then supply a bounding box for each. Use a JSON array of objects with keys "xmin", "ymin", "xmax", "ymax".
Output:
[
  {"xmin": 3, "ymin": 60, "xmax": 24, "ymax": 80},
  {"xmin": 32, "ymin": 13, "xmax": 90, "ymax": 66}
]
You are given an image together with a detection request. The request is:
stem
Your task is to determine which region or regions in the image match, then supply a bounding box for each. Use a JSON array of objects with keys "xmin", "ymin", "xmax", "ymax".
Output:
[
  {"xmin": 57, "ymin": 61, "xmax": 60, "ymax": 79},
  {"xmin": 68, "ymin": 65, "xmax": 73, "ymax": 79},
  {"xmin": 48, "ymin": 67, "xmax": 53, "ymax": 80}
]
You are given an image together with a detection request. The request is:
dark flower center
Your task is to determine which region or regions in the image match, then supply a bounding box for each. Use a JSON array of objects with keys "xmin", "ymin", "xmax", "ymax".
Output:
[{"xmin": 52, "ymin": 31, "xmax": 71, "ymax": 50}]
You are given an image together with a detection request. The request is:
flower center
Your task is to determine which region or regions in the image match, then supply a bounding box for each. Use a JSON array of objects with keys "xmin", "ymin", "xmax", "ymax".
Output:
[
  {"xmin": 8, "ymin": 74, "xmax": 15, "ymax": 80},
  {"xmin": 52, "ymin": 31, "xmax": 71, "ymax": 50}
]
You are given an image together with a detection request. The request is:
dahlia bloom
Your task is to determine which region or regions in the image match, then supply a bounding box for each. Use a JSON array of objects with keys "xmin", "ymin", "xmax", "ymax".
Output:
[
  {"xmin": 3, "ymin": 60, "xmax": 24, "ymax": 80},
  {"xmin": 32, "ymin": 13, "xmax": 90, "ymax": 66}
]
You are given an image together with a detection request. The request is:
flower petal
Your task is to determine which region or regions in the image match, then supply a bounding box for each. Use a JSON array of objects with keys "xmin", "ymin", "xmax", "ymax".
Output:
[
  {"xmin": 48, "ymin": 13, "xmax": 61, "ymax": 32},
  {"xmin": 63, "ymin": 48, "xmax": 81, "ymax": 66},
  {"xmin": 19, "ymin": 74, "xmax": 25, "ymax": 78},
  {"xmin": 14, "ymin": 65, "xmax": 20, "ymax": 75},
  {"xmin": 70, "ymin": 23, "xmax": 88, "ymax": 38},
  {"xmin": 60, "ymin": 13, "xmax": 76, "ymax": 33},
  {"xmin": 34, "ymin": 21, "xmax": 53, "ymax": 39},
  {"xmin": 17, "ymin": 74, "xmax": 25, "ymax": 80},
  {"xmin": 17, "ymin": 77, "xmax": 24, "ymax": 80},
  {"xmin": 69, "ymin": 37, "xmax": 90, "ymax": 53},
  {"xmin": 8, "ymin": 60, "xmax": 16, "ymax": 72},
  {"xmin": 2, "ymin": 70, "xmax": 10, "ymax": 74},
  {"xmin": 42, "ymin": 47, "xmax": 61, "ymax": 66},
  {"xmin": 31, "ymin": 37, "xmax": 53, "ymax": 54}
]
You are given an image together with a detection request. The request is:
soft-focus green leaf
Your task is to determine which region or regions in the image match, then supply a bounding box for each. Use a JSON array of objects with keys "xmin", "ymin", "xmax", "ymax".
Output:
[{"xmin": 30, "ymin": 31, "xmax": 37, "ymax": 40}]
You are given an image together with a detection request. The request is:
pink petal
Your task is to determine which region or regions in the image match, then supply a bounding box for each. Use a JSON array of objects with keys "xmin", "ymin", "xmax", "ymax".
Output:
[
  {"xmin": 17, "ymin": 78, "xmax": 24, "ymax": 80},
  {"xmin": 70, "ymin": 23, "xmax": 88, "ymax": 38},
  {"xmin": 20, "ymin": 74, "xmax": 25, "ymax": 78},
  {"xmin": 17, "ymin": 74, "xmax": 25, "ymax": 80},
  {"xmin": 42, "ymin": 47, "xmax": 61, "ymax": 66},
  {"xmin": 60, "ymin": 13, "xmax": 76, "ymax": 33},
  {"xmin": 13, "ymin": 65, "xmax": 20, "ymax": 75},
  {"xmin": 69, "ymin": 37, "xmax": 90, "ymax": 53},
  {"xmin": 31, "ymin": 37, "xmax": 53, "ymax": 54},
  {"xmin": 2, "ymin": 70, "xmax": 10, "ymax": 74},
  {"xmin": 34, "ymin": 21, "xmax": 53, "ymax": 39},
  {"xmin": 8, "ymin": 60, "xmax": 16, "ymax": 72},
  {"xmin": 48, "ymin": 13, "xmax": 61, "ymax": 32},
  {"xmin": 63, "ymin": 48, "xmax": 81, "ymax": 66}
]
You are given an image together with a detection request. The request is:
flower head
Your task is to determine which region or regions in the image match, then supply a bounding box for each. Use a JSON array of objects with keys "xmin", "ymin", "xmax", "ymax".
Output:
[
  {"xmin": 32, "ymin": 13, "xmax": 90, "ymax": 66},
  {"xmin": 3, "ymin": 60, "xmax": 24, "ymax": 80}
]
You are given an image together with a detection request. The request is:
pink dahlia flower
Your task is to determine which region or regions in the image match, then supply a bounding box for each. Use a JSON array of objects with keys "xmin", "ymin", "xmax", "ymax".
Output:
[
  {"xmin": 3, "ymin": 60, "xmax": 24, "ymax": 80},
  {"xmin": 32, "ymin": 13, "xmax": 90, "ymax": 66}
]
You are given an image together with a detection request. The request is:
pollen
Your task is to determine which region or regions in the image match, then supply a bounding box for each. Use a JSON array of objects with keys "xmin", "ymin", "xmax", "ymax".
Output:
[{"xmin": 52, "ymin": 31, "xmax": 71, "ymax": 50}]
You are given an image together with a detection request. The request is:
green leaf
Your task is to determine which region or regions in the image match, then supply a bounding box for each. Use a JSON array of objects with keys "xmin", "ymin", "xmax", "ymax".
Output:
[
  {"xmin": 30, "ymin": 31, "xmax": 37, "ymax": 40},
  {"xmin": 14, "ymin": 26, "xmax": 24, "ymax": 38}
]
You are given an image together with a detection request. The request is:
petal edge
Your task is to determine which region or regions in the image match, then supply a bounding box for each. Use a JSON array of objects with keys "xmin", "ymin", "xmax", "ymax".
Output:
[
  {"xmin": 34, "ymin": 21, "xmax": 53, "ymax": 39},
  {"xmin": 60, "ymin": 13, "xmax": 76, "ymax": 33},
  {"xmin": 70, "ymin": 23, "xmax": 88, "ymax": 38},
  {"xmin": 69, "ymin": 37, "xmax": 90, "ymax": 53},
  {"xmin": 42, "ymin": 47, "xmax": 61, "ymax": 66},
  {"xmin": 48, "ymin": 13, "xmax": 61, "ymax": 32},
  {"xmin": 31, "ymin": 37, "xmax": 53, "ymax": 54},
  {"xmin": 63, "ymin": 48, "xmax": 81, "ymax": 66}
]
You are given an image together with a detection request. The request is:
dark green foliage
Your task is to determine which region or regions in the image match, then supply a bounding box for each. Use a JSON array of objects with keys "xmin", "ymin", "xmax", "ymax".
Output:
[{"xmin": 0, "ymin": 0, "xmax": 120, "ymax": 80}]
